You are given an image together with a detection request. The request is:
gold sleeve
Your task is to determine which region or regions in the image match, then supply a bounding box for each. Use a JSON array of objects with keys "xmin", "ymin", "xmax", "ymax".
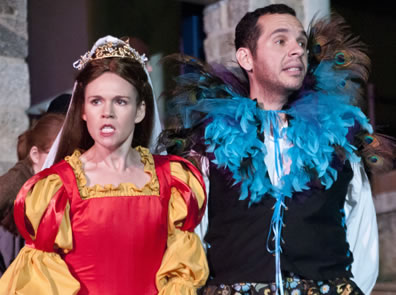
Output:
[
  {"xmin": 156, "ymin": 161, "xmax": 209, "ymax": 295},
  {"xmin": 25, "ymin": 174, "xmax": 73, "ymax": 250},
  {"xmin": 0, "ymin": 174, "xmax": 80, "ymax": 294}
]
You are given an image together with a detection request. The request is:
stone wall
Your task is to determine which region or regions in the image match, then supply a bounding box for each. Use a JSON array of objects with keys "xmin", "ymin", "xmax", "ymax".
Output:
[
  {"xmin": 372, "ymin": 171, "xmax": 396, "ymax": 288},
  {"xmin": 0, "ymin": 0, "xmax": 30, "ymax": 174}
]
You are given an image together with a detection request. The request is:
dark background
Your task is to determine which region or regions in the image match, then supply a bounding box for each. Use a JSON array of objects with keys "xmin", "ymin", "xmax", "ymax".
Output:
[{"xmin": 331, "ymin": 0, "xmax": 396, "ymax": 137}]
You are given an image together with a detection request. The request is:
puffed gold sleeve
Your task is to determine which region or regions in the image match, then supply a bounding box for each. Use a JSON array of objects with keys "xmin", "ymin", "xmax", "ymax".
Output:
[
  {"xmin": 156, "ymin": 161, "xmax": 208, "ymax": 295},
  {"xmin": 0, "ymin": 174, "xmax": 80, "ymax": 295}
]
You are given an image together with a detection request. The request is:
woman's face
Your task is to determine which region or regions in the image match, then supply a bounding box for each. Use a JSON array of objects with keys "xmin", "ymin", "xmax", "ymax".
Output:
[{"xmin": 82, "ymin": 72, "xmax": 145, "ymax": 151}]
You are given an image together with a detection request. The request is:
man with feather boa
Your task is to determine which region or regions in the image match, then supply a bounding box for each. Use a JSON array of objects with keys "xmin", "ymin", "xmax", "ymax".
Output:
[{"xmin": 158, "ymin": 4, "xmax": 392, "ymax": 295}]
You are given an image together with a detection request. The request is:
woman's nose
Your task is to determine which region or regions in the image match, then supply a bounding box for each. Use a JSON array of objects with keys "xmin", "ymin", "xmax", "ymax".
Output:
[{"xmin": 102, "ymin": 102, "xmax": 114, "ymax": 118}]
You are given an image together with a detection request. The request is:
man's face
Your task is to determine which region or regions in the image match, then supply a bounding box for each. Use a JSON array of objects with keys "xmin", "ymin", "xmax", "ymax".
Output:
[{"xmin": 251, "ymin": 13, "xmax": 308, "ymax": 95}]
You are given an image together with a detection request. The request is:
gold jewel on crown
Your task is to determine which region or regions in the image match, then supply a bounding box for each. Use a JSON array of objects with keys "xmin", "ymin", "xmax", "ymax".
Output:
[{"xmin": 73, "ymin": 39, "xmax": 148, "ymax": 70}]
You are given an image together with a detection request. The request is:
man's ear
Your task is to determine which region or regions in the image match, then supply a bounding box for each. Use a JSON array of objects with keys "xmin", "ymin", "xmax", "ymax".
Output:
[
  {"xmin": 236, "ymin": 47, "xmax": 253, "ymax": 72},
  {"xmin": 135, "ymin": 101, "xmax": 146, "ymax": 124}
]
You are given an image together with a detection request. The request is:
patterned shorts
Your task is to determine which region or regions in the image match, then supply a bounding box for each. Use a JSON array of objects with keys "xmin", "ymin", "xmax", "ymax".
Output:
[{"xmin": 201, "ymin": 275, "xmax": 363, "ymax": 295}]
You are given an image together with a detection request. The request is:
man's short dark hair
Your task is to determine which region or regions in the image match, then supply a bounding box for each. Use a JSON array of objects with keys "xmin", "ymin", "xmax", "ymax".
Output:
[{"xmin": 235, "ymin": 4, "xmax": 296, "ymax": 56}]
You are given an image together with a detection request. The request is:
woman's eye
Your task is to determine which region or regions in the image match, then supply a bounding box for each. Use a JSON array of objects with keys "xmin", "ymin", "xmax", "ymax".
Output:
[{"xmin": 90, "ymin": 98, "xmax": 101, "ymax": 105}]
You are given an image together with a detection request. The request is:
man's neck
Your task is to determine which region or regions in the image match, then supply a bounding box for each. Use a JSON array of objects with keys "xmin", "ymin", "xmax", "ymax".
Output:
[{"xmin": 249, "ymin": 84, "xmax": 289, "ymax": 110}]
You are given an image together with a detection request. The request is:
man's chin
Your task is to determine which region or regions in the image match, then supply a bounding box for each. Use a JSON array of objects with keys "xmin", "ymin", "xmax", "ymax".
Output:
[{"xmin": 285, "ymin": 82, "xmax": 304, "ymax": 92}]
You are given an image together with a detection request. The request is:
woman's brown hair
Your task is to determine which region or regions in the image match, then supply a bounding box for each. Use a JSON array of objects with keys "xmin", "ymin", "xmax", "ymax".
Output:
[
  {"xmin": 54, "ymin": 57, "xmax": 154, "ymax": 163},
  {"xmin": 17, "ymin": 113, "xmax": 65, "ymax": 161}
]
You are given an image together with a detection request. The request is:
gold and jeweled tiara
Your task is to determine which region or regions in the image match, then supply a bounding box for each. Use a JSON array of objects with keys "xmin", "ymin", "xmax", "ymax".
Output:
[{"xmin": 73, "ymin": 36, "xmax": 148, "ymax": 70}]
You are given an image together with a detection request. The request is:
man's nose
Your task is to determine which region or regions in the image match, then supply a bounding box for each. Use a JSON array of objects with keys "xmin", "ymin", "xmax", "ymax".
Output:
[{"xmin": 289, "ymin": 41, "xmax": 305, "ymax": 57}]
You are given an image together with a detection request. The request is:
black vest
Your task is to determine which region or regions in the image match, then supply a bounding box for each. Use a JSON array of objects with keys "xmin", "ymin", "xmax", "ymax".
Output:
[{"xmin": 205, "ymin": 157, "xmax": 354, "ymax": 284}]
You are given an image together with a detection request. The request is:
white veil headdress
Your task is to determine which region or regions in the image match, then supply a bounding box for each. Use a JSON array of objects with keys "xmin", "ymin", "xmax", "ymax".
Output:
[{"xmin": 42, "ymin": 35, "xmax": 163, "ymax": 170}]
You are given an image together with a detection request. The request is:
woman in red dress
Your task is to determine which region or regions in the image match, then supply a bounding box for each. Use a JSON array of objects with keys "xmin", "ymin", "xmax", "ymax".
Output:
[{"xmin": 0, "ymin": 36, "xmax": 208, "ymax": 295}]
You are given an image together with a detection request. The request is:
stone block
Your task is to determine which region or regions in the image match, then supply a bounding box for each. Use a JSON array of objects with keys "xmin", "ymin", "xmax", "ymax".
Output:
[
  {"xmin": 217, "ymin": 31, "xmax": 235, "ymax": 57},
  {"xmin": 203, "ymin": 0, "xmax": 228, "ymax": 35},
  {"xmin": 372, "ymin": 282, "xmax": 396, "ymax": 295},
  {"xmin": 204, "ymin": 36, "xmax": 220, "ymax": 63},
  {"xmin": 0, "ymin": 0, "xmax": 19, "ymax": 15},
  {"xmin": 0, "ymin": 23, "xmax": 27, "ymax": 58},
  {"xmin": 248, "ymin": 0, "xmax": 272, "ymax": 11},
  {"xmin": 374, "ymin": 172, "xmax": 396, "ymax": 284},
  {"xmin": 372, "ymin": 171, "xmax": 396, "ymax": 194},
  {"xmin": 0, "ymin": 0, "xmax": 28, "ymax": 58},
  {"xmin": 374, "ymin": 192, "xmax": 396, "ymax": 215},
  {"xmin": 203, "ymin": 5, "xmax": 220, "ymax": 34},
  {"xmin": 0, "ymin": 0, "xmax": 29, "ymax": 173},
  {"xmin": 0, "ymin": 0, "xmax": 27, "ymax": 36},
  {"xmin": 0, "ymin": 0, "xmax": 27, "ymax": 21},
  {"xmin": 0, "ymin": 106, "xmax": 29, "ymax": 163},
  {"xmin": 0, "ymin": 56, "xmax": 30, "ymax": 108},
  {"xmin": 377, "ymin": 210, "xmax": 396, "ymax": 282},
  {"xmin": 227, "ymin": 0, "xmax": 249, "ymax": 27}
]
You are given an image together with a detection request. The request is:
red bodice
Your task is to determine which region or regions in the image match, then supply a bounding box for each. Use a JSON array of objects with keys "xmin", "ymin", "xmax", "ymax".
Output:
[{"xmin": 63, "ymin": 155, "xmax": 171, "ymax": 294}]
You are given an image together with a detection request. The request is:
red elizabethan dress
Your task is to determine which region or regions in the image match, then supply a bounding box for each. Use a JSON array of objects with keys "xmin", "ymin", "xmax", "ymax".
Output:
[{"xmin": 0, "ymin": 148, "xmax": 207, "ymax": 294}]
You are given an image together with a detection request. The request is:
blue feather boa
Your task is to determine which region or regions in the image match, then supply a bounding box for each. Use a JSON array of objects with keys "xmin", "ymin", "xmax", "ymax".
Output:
[{"xmin": 182, "ymin": 61, "xmax": 372, "ymax": 204}]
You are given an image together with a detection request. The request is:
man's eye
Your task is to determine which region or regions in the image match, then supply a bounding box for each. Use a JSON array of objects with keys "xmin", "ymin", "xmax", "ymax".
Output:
[
  {"xmin": 116, "ymin": 99, "xmax": 127, "ymax": 105},
  {"xmin": 276, "ymin": 39, "xmax": 285, "ymax": 45},
  {"xmin": 298, "ymin": 41, "xmax": 306, "ymax": 48}
]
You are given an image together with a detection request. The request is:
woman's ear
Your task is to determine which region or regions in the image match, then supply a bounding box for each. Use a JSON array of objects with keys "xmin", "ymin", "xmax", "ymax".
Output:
[
  {"xmin": 81, "ymin": 106, "xmax": 87, "ymax": 121},
  {"xmin": 236, "ymin": 47, "xmax": 253, "ymax": 72},
  {"xmin": 29, "ymin": 146, "xmax": 41, "ymax": 173},
  {"xmin": 135, "ymin": 101, "xmax": 146, "ymax": 124},
  {"xmin": 29, "ymin": 146, "xmax": 40, "ymax": 165}
]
